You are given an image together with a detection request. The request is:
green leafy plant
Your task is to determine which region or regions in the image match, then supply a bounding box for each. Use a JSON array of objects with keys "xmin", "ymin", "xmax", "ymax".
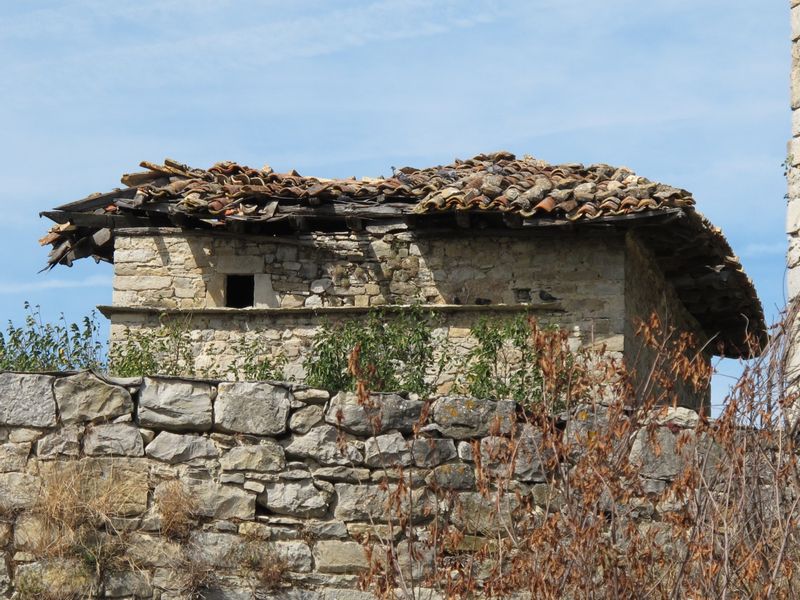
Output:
[
  {"xmin": 304, "ymin": 306, "xmax": 437, "ymax": 395},
  {"xmin": 0, "ymin": 302, "xmax": 105, "ymax": 372},
  {"xmin": 225, "ymin": 335, "xmax": 286, "ymax": 381},
  {"xmin": 108, "ymin": 314, "xmax": 195, "ymax": 377},
  {"xmin": 454, "ymin": 314, "xmax": 573, "ymax": 409}
]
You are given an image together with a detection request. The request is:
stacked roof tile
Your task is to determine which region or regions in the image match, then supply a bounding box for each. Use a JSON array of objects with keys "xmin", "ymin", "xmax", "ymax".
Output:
[{"xmin": 39, "ymin": 151, "xmax": 765, "ymax": 357}]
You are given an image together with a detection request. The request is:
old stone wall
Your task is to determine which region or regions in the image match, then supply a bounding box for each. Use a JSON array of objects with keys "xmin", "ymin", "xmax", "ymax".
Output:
[
  {"xmin": 624, "ymin": 232, "xmax": 710, "ymax": 410},
  {"xmin": 0, "ymin": 371, "xmax": 708, "ymax": 599},
  {"xmin": 108, "ymin": 306, "xmax": 573, "ymax": 386},
  {"xmin": 112, "ymin": 228, "xmax": 625, "ymax": 322},
  {"xmin": 109, "ymin": 227, "xmax": 627, "ymax": 385}
]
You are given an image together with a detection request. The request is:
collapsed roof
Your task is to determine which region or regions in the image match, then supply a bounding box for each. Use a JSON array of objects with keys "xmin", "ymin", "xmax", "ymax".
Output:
[{"xmin": 39, "ymin": 151, "xmax": 765, "ymax": 357}]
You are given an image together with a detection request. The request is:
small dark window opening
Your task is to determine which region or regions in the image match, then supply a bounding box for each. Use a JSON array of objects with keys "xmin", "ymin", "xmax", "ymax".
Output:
[
  {"xmin": 226, "ymin": 275, "xmax": 255, "ymax": 308},
  {"xmin": 513, "ymin": 288, "xmax": 532, "ymax": 303}
]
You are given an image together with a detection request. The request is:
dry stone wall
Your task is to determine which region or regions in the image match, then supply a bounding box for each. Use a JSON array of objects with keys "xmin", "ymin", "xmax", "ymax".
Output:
[{"xmin": 0, "ymin": 370, "xmax": 712, "ymax": 599}]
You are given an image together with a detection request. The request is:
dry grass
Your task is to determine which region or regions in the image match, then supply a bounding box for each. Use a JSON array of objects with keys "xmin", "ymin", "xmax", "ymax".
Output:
[
  {"xmin": 229, "ymin": 538, "xmax": 289, "ymax": 595},
  {"xmin": 170, "ymin": 551, "xmax": 219, "ymax": 599},
  {"xmin": 19, "ymin": 459, "xmax": 146, "ymax": 592},
  {"xmin": 154, "ymin": 480, "xmax": 198, "ymax": 541}
]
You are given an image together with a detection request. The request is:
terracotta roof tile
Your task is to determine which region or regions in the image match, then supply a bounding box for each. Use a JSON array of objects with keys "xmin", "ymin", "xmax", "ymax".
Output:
[{"xmin": 38, "ymin": 151, "xmax": 765, "ymax": 358}]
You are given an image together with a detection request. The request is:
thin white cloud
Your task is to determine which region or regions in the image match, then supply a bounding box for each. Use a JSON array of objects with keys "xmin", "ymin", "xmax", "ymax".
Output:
[
  {"xmin": 0, "ymin": 275, "xmax": 112, "ymax": 295},
  {"xmin": 740, "ymin": 242, "xmax": 787, "ymax": 258}
]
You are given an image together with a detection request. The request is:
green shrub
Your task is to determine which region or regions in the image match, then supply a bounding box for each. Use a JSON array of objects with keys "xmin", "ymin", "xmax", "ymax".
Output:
[
  {"xmin": 455, "ymin": 314, "xmax": 572, "ymax": 409},
  {"xmin": 0, "ymin": 302, "xmax": 105, "ymax": 372},
  {"xmin": 304, "ymin": 306, "xmax": 436, "ymax": 395},
  {"xmin": 225, "ymin": 335, "xmax": 286, "ymax": 381},
  {"xmin": 108, "ymin": 315, "xmax": 195, "ymax": 377}
]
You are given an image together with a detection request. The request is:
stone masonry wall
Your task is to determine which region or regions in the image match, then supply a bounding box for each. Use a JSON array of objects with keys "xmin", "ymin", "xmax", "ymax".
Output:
[
  {"xmin": 109, "ymin": 227, "xmax": 626, "ymax": 386},
  {"xmin": 112, "ymin": 228, "xmax": 625, "ymax": 322},
  {"xmin": 0, "ymin": 371, "xmax": 708, "ymax": 599},
  {"xmin": 624, "ymin": 232, "xmax": 710, "ymax": 410},
  {"xmin": 109, "ymin": 308, "xmax": 573, "ymax": 386}
]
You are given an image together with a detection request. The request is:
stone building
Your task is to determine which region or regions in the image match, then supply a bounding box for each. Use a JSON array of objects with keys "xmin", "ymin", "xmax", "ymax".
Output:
[{"xmin": 41, "ymin": 151, "xmax": 764, "ymax": 408}]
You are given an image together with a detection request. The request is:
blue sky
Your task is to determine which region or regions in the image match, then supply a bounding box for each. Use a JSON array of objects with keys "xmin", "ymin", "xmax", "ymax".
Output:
[{"xmin": 0, "ymin": 0, "xmax": 790, "ymax": 404}]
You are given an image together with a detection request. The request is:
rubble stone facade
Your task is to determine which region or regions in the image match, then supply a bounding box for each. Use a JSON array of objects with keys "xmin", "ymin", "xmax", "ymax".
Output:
[{"xmin": 106, "ymin": 227, "xmax": 708, "ymax": 408}]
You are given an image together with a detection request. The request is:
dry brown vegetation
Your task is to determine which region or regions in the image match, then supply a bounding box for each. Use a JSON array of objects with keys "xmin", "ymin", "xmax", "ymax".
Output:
[
  {"xmin": 352, "ymin": 308, "xmax": 800, "ymax": 599},
  {"xmin": 15, "ymin": 460, "xmax": 147, "ymax": 598},
  {"xmin": 154, "ymin": 480, "xmax": 198, "ymax": 541}
]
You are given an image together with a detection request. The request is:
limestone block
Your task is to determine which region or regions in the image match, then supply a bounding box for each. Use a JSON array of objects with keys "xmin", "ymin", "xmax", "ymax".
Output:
[
  {"xmin": 254, "ymin": 273, "xmax": 280, "ymax": 308},
  {"xmin": 312, "ymin": 466, "xmax": 371, "ymax": 483},
  {"xmin": 274, "ymin": 540, "xmax": 314, "ymax": 572},
  {"xmin": 8, "ymin": 428, "xmax": 44, "ymax": 443},
  {"xmin": 457, "ymin": 441, "xmax": 474, "ymax": 461},
  {"xmin": 788, "ymin": 197, "xmax": 800, "ymax": 234},
  {"xmin": 364, "ymin": 432, "xmax": 412, "ymax": 468},
  {"xmin": 410, "ymin": 438, "xmax": 457, "ymax": 467},
  {"xmin": 311, "ymin": 278, "xmax": 333, "ymax": 293},
  {"xmin": 0, "ymin": 442, "xmax": 29, "ymax": 472},
  {"xmin": 138, "ymin": 377, "xmax": 213, "ymax": 432},
  {"xmin": 113, "ymin": 275, "xmax": 172, "ymax": 291},
  {"xmin": 325, "ymin": 392, "xmax": 424, "ymax": 436},
  {"xmin": 652, "ymin": 406, "xmax": 700, "ymax": 429},
  {"xmin": 215, "ymin": 254, "xmax": 264, "ymax": 274},
  {"xmin": 426, "ymin": 463, "xmax": 475, "ymax": 490},
  {"xmin": 564, "ymin": 404, "xmax": 609, "ymax": 453},
  {"xmin": 258, "ymin": 480, "xmax": 332, "ymax": 517},
  {"xmin": 0, "ymin": 373, "xmax": 57, "ymax": 428},
  {"xmin": 164, "ymin": 480, "xmax": 255, "ymax": 520},
  {"xmin": 281, "ymin": 294, "xmax": 306, "ymax": 308},
  {"xmin": 285, "ymin": 425, "xmax": 363, "ymax": 466},
  {"xmin": 334, "ymin": 484, "xmax": 431, "ymax": 523},
  {"xmin": 432, "ymin": 396, "xmax": 514, "ymax": 439},
  {"xmin": 0, "ymin": 472, "xmax": 40, "ymax": 510},
  {"xmin": 451, "ymin": 491, "xmax": 521, "ymax": 535},
  {"xmin": 36, "ymin": 424, "xmax": 82, "ymax": 458},
  {"xmin": 293, "ymin": 388, "xmax": 330, "ymax": 404},
  {"xmin": 289, "ymin": 405, "xmax": 324, "ymax": 434},
  {"xmin": 313, "ymin": 540, "xmax": 368, "ymax": 574},
  {"xmin": 220, "ymin": 442, "xmax": 285, "ymax": 472},
  {"xmin": 629, "ymin": 427, "xmax": 694, "ymax": 481},
  {"xmin": 14, "ymin": 560, "xmax": 93, "ymax": 598},
  {"xmin": 789, "ymin": 235, "xmax": 800, "ymax": 269},
  {"xmin": 480, "ymin": 426, "xmax": 546, "ymax": 482},
  {"xmin": 13, "ymin": 513, "xmax": 50, "ymax": 550},
  {"xmin": 186, "ymin": 531, "xmax": 241, "ymax": 567},
  {"xmin": 84, "ymin": 423, "xmax": 144, "ymax": 457},
  {"xmin": 103, "ymin": 570, "xmax": 153, "ymax": 598},
  {"xmin": 122, "ymin": 532, "xmax": 183, "ymax": 569},
  {"xmin": 215, "ymin": 382, "xmax": 291, "ymax": 435},
  {"xmin": 333, "ymin": 484, "xmax": 389, "ymax": 522},
  {"xmin": 145, "ymin": 431, "xmax": 219, "ymax": 463},
  {"xmin": 789, "ymin": 265, "xmax": 800, "ymax": 301},
  {"xmin": 791, "ymin": 132, "xmax": 800, "ymax": 163},
  {"xmin": 54, "ymin": 371, "xmax": 133, "ymax": 424}
]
